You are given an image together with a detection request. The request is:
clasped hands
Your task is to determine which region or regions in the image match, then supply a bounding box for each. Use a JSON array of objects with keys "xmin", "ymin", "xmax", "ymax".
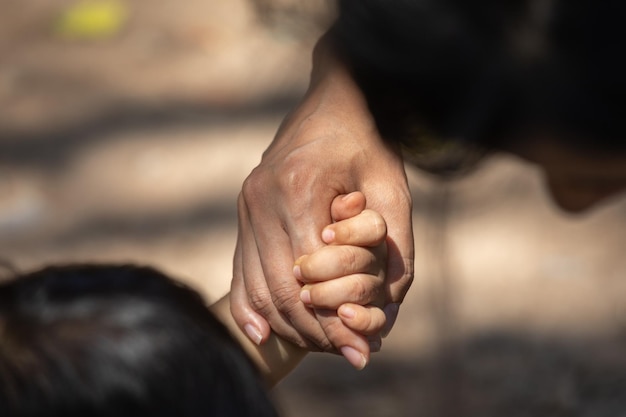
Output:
[
  {"xmin": 234, "ymin": 191, "xmax": 389, "ymax": 369},
  {"xmin": 229, "ymin": 37, "xmax": 414, "ymax": 369}
]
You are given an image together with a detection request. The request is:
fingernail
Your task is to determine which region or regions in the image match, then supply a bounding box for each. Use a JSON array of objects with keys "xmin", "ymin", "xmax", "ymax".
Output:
[
  {"xmin": 338, "ymin": 305, "xmax": 355, "ymax": 320},
  {"xmin": 244, "ymin": 323, "xmax": 263, "ymax": 345},
  {"xmin": 293, "ymin": 264, "xmax": 302, "ymax": 280},
  {"xmin": 381, "ymin": 303, "xmax": 400, "ymax": 338},
  {"xmin": 340, "ymin": 346, "xmax": 367, "ymax": 370},
  {"xmin": 300, "ymin": 289, "xmax": 311, "ymax": 305},
  {"xmin": 322, "ymin": 228, "xmax": 335, "ymax": 243}
]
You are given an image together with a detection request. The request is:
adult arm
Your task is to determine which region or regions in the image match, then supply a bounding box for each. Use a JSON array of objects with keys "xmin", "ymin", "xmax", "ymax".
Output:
[{"xmin": 230, "ymin": 33, "xmax": 414, "ymax": 356}]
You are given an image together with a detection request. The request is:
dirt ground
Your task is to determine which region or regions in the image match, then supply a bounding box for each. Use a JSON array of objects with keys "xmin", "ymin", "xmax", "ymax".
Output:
[{"xmin": 2, "ymin": 1, "xmax": 626, "ymax": 416}]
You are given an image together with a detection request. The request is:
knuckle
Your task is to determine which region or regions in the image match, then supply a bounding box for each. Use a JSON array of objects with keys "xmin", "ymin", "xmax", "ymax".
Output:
[
  {"xmin": 389, "ymin": 257, "xmax": 415, "ymax": 302},
  {"xmin": 363, "ymin": 210, "xmax": 387, "ymax": 240},
  {"xmin": 317, "ymin": 335, "xmax": 335, "ymax": 352},
  {"xmin": 247, "ymin": 287, "xmax": 275, "ymax": 318},
  {"xmin": 309, "ymin": 285, "xmax": 337, "ymax": 309},
  {"xmin": 357, "ymin": 312, "xmax": 375, "ymax": 333},
  {"xmin": 331, "ymin": 223, "xmax": 353, "ymax": 246},
  {"xmin": 298, "ymin": 256, "xmax": 317, "ymax": 281},
  {"xmin": 229, "ymin": 299, "xmax": 247, "ymax": 325},
  {"xmin": 352, "ymin": 306, "xmax": 386, "ymax": 336},
  {"xmin": 241, "ymin": 167, "xmax": 270, "ymax": 204},
  {"xmin": 372, "ymin": 309, "xmax": 387, "ymax": 332},
  {"xmin": 339, "ymin": 247, "xmax": 359, "ymax": 275},
  {"xmin": 400, "ymin": 258, "xmax": 415, "ymax": 287},
  {"xmin": 399, "ymin": 269, "xmax": 414, "ymax": 288},
  {"xmin": 270, "ymin": 284, "xmax": 301, "ymax": 316},
  {"xmin": 403, "ymin": 270, "xmax": 415, "ymax": 288},
  {"xmin": 371, "ymin": 212, "xmax": 387, "ymax": 240},
  {"xmin": 321, "ymin": 318, "xmax": 349, "ymax": 347},
  {"xmin": 277, "ymin": 154, "xmax": 315, "ymax": 195},
  {"xmin": 353, "ymin": 275, "xmax": 375, "ymax": 304},
  {"xmin": 393, "ymin": 275, "xmax": 414, "ymax": 304}
]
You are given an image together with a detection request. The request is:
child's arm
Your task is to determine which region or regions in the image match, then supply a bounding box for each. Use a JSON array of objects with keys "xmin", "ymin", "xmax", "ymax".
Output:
[
  {"xmin": 211, "ymin": 294, "xmax": 305, "ymax": 386},
  {"xmin": 212, "ymin": 192, "xmax": 388, "ymax": 385}
]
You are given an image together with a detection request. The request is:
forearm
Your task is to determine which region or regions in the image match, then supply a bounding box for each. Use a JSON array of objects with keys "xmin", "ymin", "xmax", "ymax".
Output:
[
  {"xmin": 307, "ymin": 32, "xmax": 376, "ymax": 128},
  {"xmin": 210, "ymin": 295, "xmax": 307, "ymax": 387},
  {"xmin": 269, "ymin": 32, "xmax": 377, "ymax": 152}
]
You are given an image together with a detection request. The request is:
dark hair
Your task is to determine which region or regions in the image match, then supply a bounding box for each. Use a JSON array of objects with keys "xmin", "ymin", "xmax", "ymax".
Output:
[
  {"xmin": 331, "ymin": 0, "xmax": 626, "ymax": 170},
  {"xmin": 0, "ymin": 264, "xmax": 279, "ymax": 417}
]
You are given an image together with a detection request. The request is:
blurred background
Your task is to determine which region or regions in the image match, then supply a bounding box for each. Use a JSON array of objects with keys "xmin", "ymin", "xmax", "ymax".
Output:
[{"xmin": 1, "ymin": 1, "xmax": 626, "ymax": 416}]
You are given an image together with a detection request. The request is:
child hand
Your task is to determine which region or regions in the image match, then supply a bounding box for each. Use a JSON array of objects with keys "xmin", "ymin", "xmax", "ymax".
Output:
[{"xmin": 293, "ymin": 192, "xmax": 388, "ymax": 367}]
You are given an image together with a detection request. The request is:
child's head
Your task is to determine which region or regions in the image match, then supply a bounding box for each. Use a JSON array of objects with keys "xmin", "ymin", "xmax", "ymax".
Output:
[{"xmin": 0, "ymin": 264, "xmax": 278, "ymax": 417}]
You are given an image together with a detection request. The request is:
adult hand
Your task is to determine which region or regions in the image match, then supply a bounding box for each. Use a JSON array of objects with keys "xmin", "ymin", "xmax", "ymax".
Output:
[{"xmin": 230, "ymin": 36, "xmax": 414, "ymax": 352}]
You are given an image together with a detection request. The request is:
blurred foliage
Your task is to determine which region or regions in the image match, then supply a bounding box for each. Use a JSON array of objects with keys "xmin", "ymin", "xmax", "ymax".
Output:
[{"xmin": 54, "ymin": 0, "xmax": 128, "ymax": 40}]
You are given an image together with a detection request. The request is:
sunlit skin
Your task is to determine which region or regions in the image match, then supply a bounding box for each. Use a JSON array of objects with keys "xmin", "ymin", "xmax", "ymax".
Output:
[{"xmin": 505, "ymin": 137, "xmax": 626, "ymax": 213}]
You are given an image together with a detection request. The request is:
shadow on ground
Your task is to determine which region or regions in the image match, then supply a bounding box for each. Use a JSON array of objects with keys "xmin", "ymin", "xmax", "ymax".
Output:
[{"xmin": 277, "ymin": 330, "xmax": 626, "ymax": 417}]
